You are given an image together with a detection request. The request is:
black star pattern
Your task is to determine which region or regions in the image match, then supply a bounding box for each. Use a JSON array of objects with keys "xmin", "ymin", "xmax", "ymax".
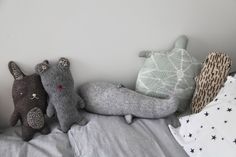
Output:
[
  {"xmin": 199, "ymin": 148, "xmax": 202, "ymax": 151},
  {"xmin": 186, "ymin": 119, "xmax": 190, "ymax": 123},
  {"xmin": 224, "ymin": 94, "xmax": 227, "ymax": 97},
  {"xmin": 217, "ymin": 107, "xmax": 220, "ymax": 110},
  {"xmin": 222, "ymin": 138, "xmax": 224, "ymax": 140},
  {"xmin": 211, "ymin": 127, "xmax": 215, "ymax": 129},
  {"xmin": 215, "ymin": 98, "xmax": 218, "ymax": 102},
  {"xmin": 188, "ymin": 133, "xmax": 192, "ymax": 138},
  {"xmin": 200, "ymin": 125, "xmax": 203, "ymax": 128},
  {"xmin": 233, "ymin": 139, "xmax": 236, "ymax": 144},
  {"xmin": 227, "ymin": 108, "xmax": 232, "ymax": 112},
  {"xmin": 190, "ymin": 148, "xmax": 194, "ymax": 153},
  {"xmin": 224, "ymin": 120, "xmax": 228, "ymax": 123},
  {"xmin": 204, "ymin": 112, "xmax": 209, "ymax": 116},
  {"xmin": 234, "ymin": 98, "xmax": 236, "ymax": 100},
  {"xmin": 211, "ymin": 135, "xmax": 216, "ymax": 140}
]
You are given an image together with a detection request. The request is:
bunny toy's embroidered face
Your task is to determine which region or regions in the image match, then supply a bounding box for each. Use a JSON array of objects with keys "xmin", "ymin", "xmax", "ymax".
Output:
[
  {"xmin": 35, "ymin": 58, "xmax": 74, "ymax": 95},
  {"xmin": 8, "ymin": 61, "xmax": 49, "ymax": 141},
  {"xmin": 12, "ymin": 75, "xmax": 45, "ymax": 105},
  {"xmin": 9, "ymin": 62, "xmax": 47, "ymax": 107}
]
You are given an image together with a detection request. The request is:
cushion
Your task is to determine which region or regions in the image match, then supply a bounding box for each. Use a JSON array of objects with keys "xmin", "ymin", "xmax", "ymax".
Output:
[
  {"xmin": 79, "ymin": 82, "xmax": 178, "ymax": 124},
  {"xmin": 191, "ymin": 52, "xmax": 232, "ymax": 113},
  {"xmin": 136, "ymin": 36, "xmax": 201, "ymax": 112},
  {"xmin": 169, "ymin": 76, "xmax": 236, "ymax": 157}
]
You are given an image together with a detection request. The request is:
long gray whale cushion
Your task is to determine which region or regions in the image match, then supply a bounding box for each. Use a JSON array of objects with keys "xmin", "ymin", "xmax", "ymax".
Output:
[
  {"xmin": 136, "ymin": 35, "xmax": 201, "ymax": 112},
  {"xmin": 79, "ymin": 82, "xmax": 179, "ymax": 124}
]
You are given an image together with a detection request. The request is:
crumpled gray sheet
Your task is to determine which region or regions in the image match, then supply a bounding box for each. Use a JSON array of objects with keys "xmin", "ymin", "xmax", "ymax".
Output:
[
  {"xmin": 68, "ymin": 112, "xmax": 188, "ymax": 157},
  {"xmin": 0, "ymin": 122, "xmax": 73, "ymax": 157}
]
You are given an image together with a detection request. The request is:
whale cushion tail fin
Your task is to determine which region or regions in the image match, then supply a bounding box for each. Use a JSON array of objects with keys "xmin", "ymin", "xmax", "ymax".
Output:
[{"xmin": 124, "ymin": 115, "xmax": 133, "ymax": 124}]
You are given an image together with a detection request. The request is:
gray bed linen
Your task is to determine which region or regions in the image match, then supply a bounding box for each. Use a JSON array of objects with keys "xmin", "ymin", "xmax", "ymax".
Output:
[
  {"xmin": 68, "ymin": 112, "xmax": 188, "ymax": 157},
  {"xmin": 0, "ymin": 122, "xmax": 73, "ymax": 157}
]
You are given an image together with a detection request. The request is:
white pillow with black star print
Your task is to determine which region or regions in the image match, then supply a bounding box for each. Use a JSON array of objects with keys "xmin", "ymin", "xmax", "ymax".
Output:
[{"xmin": 169, "ymin": 76, "xmax": 236, "ymax": 157}]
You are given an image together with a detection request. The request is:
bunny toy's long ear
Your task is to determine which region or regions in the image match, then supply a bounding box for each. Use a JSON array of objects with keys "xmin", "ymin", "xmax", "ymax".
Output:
[{"xmin": 8, "ymin": 61, "xmax": 25, "ymax": 80}]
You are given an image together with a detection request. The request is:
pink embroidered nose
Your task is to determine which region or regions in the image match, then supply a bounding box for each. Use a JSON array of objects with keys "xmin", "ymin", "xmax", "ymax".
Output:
[{"xmin": 57, "ymin": 85, "xmax": 63, "ymax": 92}]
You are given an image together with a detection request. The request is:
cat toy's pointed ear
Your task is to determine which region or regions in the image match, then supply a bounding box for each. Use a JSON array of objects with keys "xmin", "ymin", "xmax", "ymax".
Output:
[
  {"xmin": 43, "ymin": 60, "xmax": 49, "ymax": 65},
  {"xmin": 35, "ymin": 60, "xmax": 50, "ymax": 74},
  {"xmin": 57, "ymin": 57, "xmax": 70, "ymax": 69},
  {"xmin": 8, "ymin": 61, "xmax": 25, "ymax": 80}
]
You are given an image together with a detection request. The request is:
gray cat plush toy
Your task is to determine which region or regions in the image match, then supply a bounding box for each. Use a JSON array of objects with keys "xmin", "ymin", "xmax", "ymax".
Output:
[{"xmin": 35, "ymin": 58, "xmax": 86, "ymax": 133}]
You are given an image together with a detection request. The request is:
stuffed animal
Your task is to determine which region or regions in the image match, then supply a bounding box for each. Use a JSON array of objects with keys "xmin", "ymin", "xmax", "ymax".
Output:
[
  {"xmin": 79, "ymin": 82, "xmax": 179, "ymax": 124},
  {"xmin": 8, "ymin": 61, "xmax": 50, "ymax": 141},
  {"xmin": 35, "ymin": 58, "xmax": 87, "ymax": 133}
]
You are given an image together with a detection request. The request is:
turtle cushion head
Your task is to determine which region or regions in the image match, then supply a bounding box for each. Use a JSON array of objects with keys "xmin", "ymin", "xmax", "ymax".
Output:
[
  {"xmin": 136, "ymin": 35, "xmax": 201, "ymax": 112},
  {"xmin": 35, "ymin": 58, "xmax": 86, "ymax": 133},
  {"xmin": 8, "ymin": 61, "xmax": 50, "ymax": 141}
]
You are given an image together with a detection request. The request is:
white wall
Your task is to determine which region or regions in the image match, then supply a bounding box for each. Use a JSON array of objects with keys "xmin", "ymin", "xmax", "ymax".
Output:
[{"xmin": 0, "ymin": 0, "xmax": 236, "ymax": 127}]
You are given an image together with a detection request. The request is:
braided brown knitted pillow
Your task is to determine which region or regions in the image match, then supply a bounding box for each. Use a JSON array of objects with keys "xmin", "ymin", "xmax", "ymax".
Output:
[{"xmin": 191, "ymin": 52, "xmax": 232, "ymax": 113}]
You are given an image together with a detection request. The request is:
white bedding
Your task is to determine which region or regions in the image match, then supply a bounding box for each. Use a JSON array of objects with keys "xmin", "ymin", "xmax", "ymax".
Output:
[
  {"xmin": 68, "ymin": 112, "xmax": 188, "ymax": 157},
  {"xmin": 0, "ymin": 122, "xmax": 73, "ymax": 157},
  {"xmin": 169, "ymin": 76, "xmax": 236, "ymax": 157}
]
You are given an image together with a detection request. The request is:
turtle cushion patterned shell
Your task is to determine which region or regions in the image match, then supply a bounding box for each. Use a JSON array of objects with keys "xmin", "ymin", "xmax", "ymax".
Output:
[
  {"xmin": 136, "ymin": 35, "xmax": 201, "ymax": 112},
  {"xmin": 191, "ymin": 52, "xmax": 232, "ymax": 113},
  {"xmin": 8, "ymin": 61, "xmax": 50, "ymax": 141}
]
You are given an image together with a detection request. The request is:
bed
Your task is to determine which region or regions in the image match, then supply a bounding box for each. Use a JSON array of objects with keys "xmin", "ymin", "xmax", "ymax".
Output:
[
  {"xmin": 0, "ymin": 121, "xmax": 74, "ymax": 157},
  {"xmin": 0, "ymin": 113, "xmax": 188, "ymax": 157},
  {"xmin": 1, "ymin": 76, "xmax": 236, "ymax": 157},
  {"xmin": 1, "ymin": 69, "xmax": 235, "ymax": 157}
]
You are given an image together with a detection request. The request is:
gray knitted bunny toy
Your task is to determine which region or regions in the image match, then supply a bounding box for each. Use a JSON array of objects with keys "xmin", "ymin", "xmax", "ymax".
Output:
[{"xmin": 35, "ymin": 58, "xmax": 87, "ymax": 133}]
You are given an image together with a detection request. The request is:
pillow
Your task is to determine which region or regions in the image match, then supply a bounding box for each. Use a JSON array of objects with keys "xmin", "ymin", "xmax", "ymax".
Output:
[
  {"xmin": 79, "ymin": 82, "xmax": 178, "ymax": 124},
  {"xmin": 191, "ymin": 52, "xmax": 232, "ymax": 113},
  {"xmin": 136, "ymin": 35, "xmax": 201, "ymax": 112},
  {"xmin": 169, "ymin": 76, "xmax": 236, "ymax": 157}
]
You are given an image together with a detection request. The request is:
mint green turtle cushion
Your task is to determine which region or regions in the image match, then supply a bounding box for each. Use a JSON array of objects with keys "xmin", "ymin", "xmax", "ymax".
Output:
[{"xmin": 136, "ymin": 36, "xmax": 201, "ymax": 112}]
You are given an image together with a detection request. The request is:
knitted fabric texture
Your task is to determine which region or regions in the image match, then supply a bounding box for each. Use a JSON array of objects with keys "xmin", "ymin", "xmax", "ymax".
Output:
[
  {"xmin": 35, "ymin": 58, "xmax": 86, "ymax": 133},
  {"xmin": 9, "ymin": 61, "xmax": 50, "ymax": 141},
  {"xmin": 79, "ymin": 82, "xmax": 179, "ymax": 124}
]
